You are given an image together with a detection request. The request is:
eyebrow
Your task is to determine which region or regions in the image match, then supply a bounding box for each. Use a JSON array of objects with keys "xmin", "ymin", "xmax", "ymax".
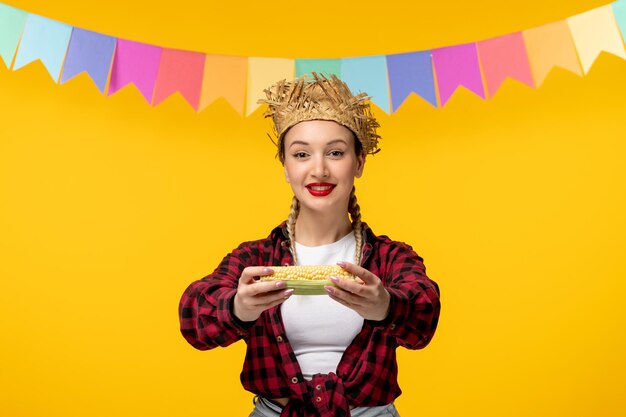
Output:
[{"xmin": 289, "ymin": 139, "xmax": 348, "ymax": 148}]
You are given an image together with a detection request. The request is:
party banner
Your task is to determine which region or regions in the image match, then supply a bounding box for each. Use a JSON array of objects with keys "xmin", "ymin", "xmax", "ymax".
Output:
[{"xmin": 1, "ymin": 1, "xmax": 626, "ymax": 115}]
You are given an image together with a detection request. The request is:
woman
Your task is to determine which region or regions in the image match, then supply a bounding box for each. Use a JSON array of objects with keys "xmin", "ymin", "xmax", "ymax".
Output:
[{"xmin": 178, "ymin": 73, "xmax": 441, "ymax": 417}]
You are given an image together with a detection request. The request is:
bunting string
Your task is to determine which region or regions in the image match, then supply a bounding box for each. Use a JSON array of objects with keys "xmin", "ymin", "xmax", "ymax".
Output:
[{"xmin": 1, "ymin": 1, "xmax": 626, "ymax": 115}]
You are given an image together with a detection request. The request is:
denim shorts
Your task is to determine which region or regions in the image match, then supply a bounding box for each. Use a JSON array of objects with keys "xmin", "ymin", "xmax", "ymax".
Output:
[{"xmin": 249, "ymin": 396, "xmax": 400, "ymax": 417}]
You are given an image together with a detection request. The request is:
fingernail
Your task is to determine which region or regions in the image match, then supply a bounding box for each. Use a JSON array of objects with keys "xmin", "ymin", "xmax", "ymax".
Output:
[
  {"xmin": 275, "ymin": 281, "xmax": 286, "ymax": 288},
  {"xmin": 336, "ymin": 261, "xmax": 346, "ymax": 268},
  {"xmin": 263, "ymin": 268, "xmax": 273, "ymax": 274},
  {"xmin": 324, "ymin": 286, "xmax": 334, "ymax": 295},
  {"xmin": 330, "ymin": 276, "xmax": 339, "ymax": 283},
  {"xmin": 284, "ymin": 289, "xmax": 294, "ymax": 297}
]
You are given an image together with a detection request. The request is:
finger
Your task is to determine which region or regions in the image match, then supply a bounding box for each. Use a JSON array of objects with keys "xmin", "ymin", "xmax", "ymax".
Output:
[
  {"xmin": 244, "ymin": 279, "xmax": 287, "ymax": 296},
  {"xmin": 337, "ymin": 262, "xmax": 380, "ymax": 285},
  {"xmin": 330, "ymin": 275, "xmax": 366, "ymax": 296},
  {"xmin": 325, "ymin": 289, "xmax": 360, "ymax": 310},
  {"xmin": 260, "ymin": 291, "xmax": 295, "ymax": 310},
  {"xmin": 240, "ymin": 266, "xmax": 275, "ymax": 284},
  {"xmin": 251, "ymin": 289, "xmax": 294, "ymax": 307},
  {"xmin": 325, "ymin": 285, "xmax": 366, "ymax": 307}
]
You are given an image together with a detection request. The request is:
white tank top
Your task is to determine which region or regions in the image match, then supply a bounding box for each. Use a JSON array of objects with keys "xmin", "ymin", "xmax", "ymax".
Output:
[{"xmin": 280, "ymin": 231, "xmax": 365, "ymax": 380}]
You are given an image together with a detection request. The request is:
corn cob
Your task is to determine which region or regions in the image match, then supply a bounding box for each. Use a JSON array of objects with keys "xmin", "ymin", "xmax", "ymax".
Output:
[
  {"xmin": 260, "ymin": 265, "xmax": 356, "ymax": 295},
  {"xmin": 261, "ymin": 265, "xmax": 355, "ymax": 281}
]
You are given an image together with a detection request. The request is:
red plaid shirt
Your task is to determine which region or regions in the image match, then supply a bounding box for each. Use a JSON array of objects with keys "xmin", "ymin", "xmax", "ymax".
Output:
[{"xmin": 179, "ymin": 222, "xmax": 441, "ymax": 417}]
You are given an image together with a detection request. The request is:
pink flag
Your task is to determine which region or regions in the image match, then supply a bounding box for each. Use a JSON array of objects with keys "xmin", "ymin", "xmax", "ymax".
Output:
[
  {"xmin": 477, "ymin": 32, "xmax": 534, "ymax": 97},
  {"xmin": 152, "ymin": 48, "xmax": 205, "ymax": 109},
  {"xmin": 108, "ymin": 39, "xmax": 162, "ymax": 103},
  {"xmin": 432, "ymin": 43, "xmax": 485, "ymax": 106}
]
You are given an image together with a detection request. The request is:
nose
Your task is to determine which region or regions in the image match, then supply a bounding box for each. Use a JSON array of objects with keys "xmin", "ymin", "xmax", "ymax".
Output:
[{"xmin": 311, "ymin": 155, "xmax": 329, "ymax": 178}]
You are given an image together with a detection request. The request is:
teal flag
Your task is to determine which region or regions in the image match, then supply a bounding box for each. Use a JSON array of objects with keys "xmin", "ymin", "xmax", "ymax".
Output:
[
  {"xmin": 340, "ymin": 56, "xmax": 391, "ymax": 113},
  {"xmin": 295, "ymin": 58, "xmax": 341, "ymax": 78},
  {"xmin": 0, "ymin": 4, "xmax": 28, "ymax": 68},
  {"xmin": 13, "ymin": 14, "xmax": 73, "ymax": 82}
]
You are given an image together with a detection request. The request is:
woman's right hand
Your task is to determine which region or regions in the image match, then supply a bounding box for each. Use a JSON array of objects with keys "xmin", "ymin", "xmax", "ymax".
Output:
[{"xmin": 233, "ymin": 267, "xmax": 294, "ymax": 322}]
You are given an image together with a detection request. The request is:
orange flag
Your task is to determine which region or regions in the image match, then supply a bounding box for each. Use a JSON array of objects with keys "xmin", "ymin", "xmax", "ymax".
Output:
[
  {"xmin": 523, "ymin": 21, "xmax": 582, "ymax": 87},
  {"xmin": 199, "ymin": 55, "xmax": 247, "ymax": 115}
]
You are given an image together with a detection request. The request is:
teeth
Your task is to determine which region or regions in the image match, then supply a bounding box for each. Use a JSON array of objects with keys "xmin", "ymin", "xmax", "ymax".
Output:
[{"xmin": 311, "ymin": 185, "xmax": 332, "ymax": 191}]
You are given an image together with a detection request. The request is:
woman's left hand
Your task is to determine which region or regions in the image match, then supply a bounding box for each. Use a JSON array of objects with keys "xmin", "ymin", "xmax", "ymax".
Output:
[{"xmin": 324, "ymin": 261, "xmax": 391, "ymax": 321}]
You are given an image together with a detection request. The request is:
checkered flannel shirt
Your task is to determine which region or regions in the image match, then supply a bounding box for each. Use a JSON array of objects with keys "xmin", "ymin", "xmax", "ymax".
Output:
[{"xmin": 179, "ymin": 221, "xmax": 441, "ymax": 417}]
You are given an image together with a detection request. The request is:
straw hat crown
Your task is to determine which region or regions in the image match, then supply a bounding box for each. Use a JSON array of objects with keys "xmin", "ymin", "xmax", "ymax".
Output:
[{"xmin": 257, "ymin": 72, "xmax": 381, "ymax": 161}]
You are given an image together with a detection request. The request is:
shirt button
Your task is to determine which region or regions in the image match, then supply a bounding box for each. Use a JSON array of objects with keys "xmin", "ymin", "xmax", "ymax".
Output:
[
  {"xmin": 291, "ymin": 377, "xmax": 298, "ymax": 384},
  {"xmin": 276, "ymin": 336, "xmax": 283, "ymax": 342},
  {"xmin": 389, "ymin": 323, "xmax": 396, "ymax": 330},
  {"xmin": 316, "ymin": 396, "xmax": 322, "ymax": 402},
  {"xmin": 315, "ymin": 384, "xmax": 322, "ymax": 390}
]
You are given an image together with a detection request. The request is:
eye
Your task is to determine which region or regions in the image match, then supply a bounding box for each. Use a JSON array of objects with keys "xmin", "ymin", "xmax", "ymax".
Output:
[
  {"xmin": 328, "ymin": 150, "xmax": 345, "ymax": 157},
  {"xmin": 292, "ymin": 151, "xmax": 309, "ymax": 159}
]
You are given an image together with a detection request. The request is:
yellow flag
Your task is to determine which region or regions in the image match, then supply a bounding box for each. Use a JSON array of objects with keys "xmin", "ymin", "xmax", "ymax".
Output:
[
  {"xmin": 246, "ymin": 57, "xmax": 294, "ymax": 116},
  {"xmin": 568, "ymin": 5, "xmax": 626, "ymax": 74}
]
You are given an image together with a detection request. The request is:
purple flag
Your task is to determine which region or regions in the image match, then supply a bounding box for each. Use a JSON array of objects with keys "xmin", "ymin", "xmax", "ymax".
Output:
[
  {"xmin": 60, "ymin": 28, "xmax": 116, "ymax": 93},
  {"xmin": 432, "ymin": 43, "xmax": 485, "ymax": 106},
  {"xmin": 387, "ymin": 51, "xmax": 437, "ymax": 111}
]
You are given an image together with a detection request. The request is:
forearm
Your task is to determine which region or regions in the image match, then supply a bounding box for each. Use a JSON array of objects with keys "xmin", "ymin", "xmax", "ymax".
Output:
[{"xmin": 179, "ymin": 279, "xmax": 252, "ymax": 349}]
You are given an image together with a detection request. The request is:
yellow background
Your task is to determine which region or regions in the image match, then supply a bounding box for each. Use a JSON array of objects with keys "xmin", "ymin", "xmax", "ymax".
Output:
[{"xmin": 1, "ymin": 0, "xmax": 625, "ymax": 416}]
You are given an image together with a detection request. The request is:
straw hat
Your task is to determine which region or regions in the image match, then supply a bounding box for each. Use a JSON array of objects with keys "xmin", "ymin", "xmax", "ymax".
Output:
[{"xmin": 257, "ymin": 72, "xmax": 381, "ymax": 162}]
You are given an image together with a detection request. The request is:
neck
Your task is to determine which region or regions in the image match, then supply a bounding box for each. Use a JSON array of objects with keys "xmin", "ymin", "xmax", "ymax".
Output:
[{"xmin": 294, "ymin": 207, "xmax": 353, "ymax": 247}]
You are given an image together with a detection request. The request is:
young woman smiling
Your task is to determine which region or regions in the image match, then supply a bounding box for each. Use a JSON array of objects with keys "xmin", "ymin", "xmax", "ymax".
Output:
[{"xmin": 179, "ymin": 73, "xmax": 441, "ymax": 417}]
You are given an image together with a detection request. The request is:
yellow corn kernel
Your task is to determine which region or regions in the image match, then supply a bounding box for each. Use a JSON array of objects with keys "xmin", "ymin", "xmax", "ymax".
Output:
[{"xmin": 260, "ymin": 265, "xmax": 356, "ymax": 282}]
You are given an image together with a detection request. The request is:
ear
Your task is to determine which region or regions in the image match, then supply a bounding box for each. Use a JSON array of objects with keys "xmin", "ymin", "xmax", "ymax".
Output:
[{"xmin": 355, "ymin": 152, "xmax": 365, "ymax": 179}]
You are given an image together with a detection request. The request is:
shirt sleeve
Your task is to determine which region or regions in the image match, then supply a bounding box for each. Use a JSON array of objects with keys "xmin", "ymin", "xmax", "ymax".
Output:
[
  {"xmin": 367, "ymin": 241, "xmax": 441, "ymax": 350},
  {"xmin": 178, "ymin": 241, "xmax": 259, "ymax": 350}
]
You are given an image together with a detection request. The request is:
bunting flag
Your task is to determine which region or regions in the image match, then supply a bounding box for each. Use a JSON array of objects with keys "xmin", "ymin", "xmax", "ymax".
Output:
[
  {"xmin": 60, "ymin": 28, "xmax": 116, "ymax": 93},
  {"xmin": 1, "ymin": 1, "xmax": 626, "ymax": 115},
  {"xmin": 0, "ymin": 3, "xmax": 27, "ymax": 68},
  {"xmin": 198, "ymin": 54, "xmax": 247, "ymax": 114},
  {"xmin": 567, "ymin": 5, "xmax": 626, "ymax": 74},
  {"xmin": 386, "ymin": 51, "xmax": 437, "ymax": 110},
  {"xmin": 341, "ymin": 55, "xmax": 391, "ymax": 113},
  {"xmin": 108, "ymin": 39, "xmax": 162, "ymax": 103},
  {"xmin": 296, "ymin": 58, "xmax": 342, "ymax": 78},
  {"xmin": 522, "ymin": 21, "xmax": 582, "ymax": 87},
  {"xmin": 615, "ymin": 0, "xmax": 626, "ymax": 36},
  {"xmin": 12, "ymin": 14, "xmax": 72, "ymax": 82},
  {"xmin": 477, "ymin": 33, "xmax": 535, "ymax": 97},
  {"xmin": 432, "ymin": 43, "xmax": 485, "ymax": 106},
  {"xmin": 152, "ymin": 48, "xmax": 205, "ymax": 109},
  {"xmin": 246, "ymin": 57, "xmax": 294, "ymax": 116}
]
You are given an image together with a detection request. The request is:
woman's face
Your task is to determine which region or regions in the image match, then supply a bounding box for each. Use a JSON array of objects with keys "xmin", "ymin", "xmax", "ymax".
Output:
[{"xmin": 282, "ymin": 120, "xmax": 365, "ymax": 215}]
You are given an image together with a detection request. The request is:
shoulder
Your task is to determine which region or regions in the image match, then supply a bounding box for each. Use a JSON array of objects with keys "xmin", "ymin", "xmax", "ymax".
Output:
[
  {"xmin": 361, "ymin": 222, "xmax": 423, "ymax": 261},
  {"xmin": 362, "ymin": 222, "xmax": 417, "ymax": 251},
  {"xmin": 230, "ymin": 222, "xmax": 289, "ymax": 255}
]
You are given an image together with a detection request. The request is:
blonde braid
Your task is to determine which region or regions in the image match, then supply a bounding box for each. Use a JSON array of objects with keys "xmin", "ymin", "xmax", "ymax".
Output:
[
  {"xmin": 348, "ymin": 186, "xmax": 364, "ymax": 266},
  {"xmin": 286, "ymin": 196, "xmax": 300, "ymax": 265}
]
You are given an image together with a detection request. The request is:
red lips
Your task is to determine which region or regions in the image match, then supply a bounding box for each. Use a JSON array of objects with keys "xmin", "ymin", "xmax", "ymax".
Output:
[{"xmin": 306, "ymin": 182, "xmax": 335, "ymax": 197}]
